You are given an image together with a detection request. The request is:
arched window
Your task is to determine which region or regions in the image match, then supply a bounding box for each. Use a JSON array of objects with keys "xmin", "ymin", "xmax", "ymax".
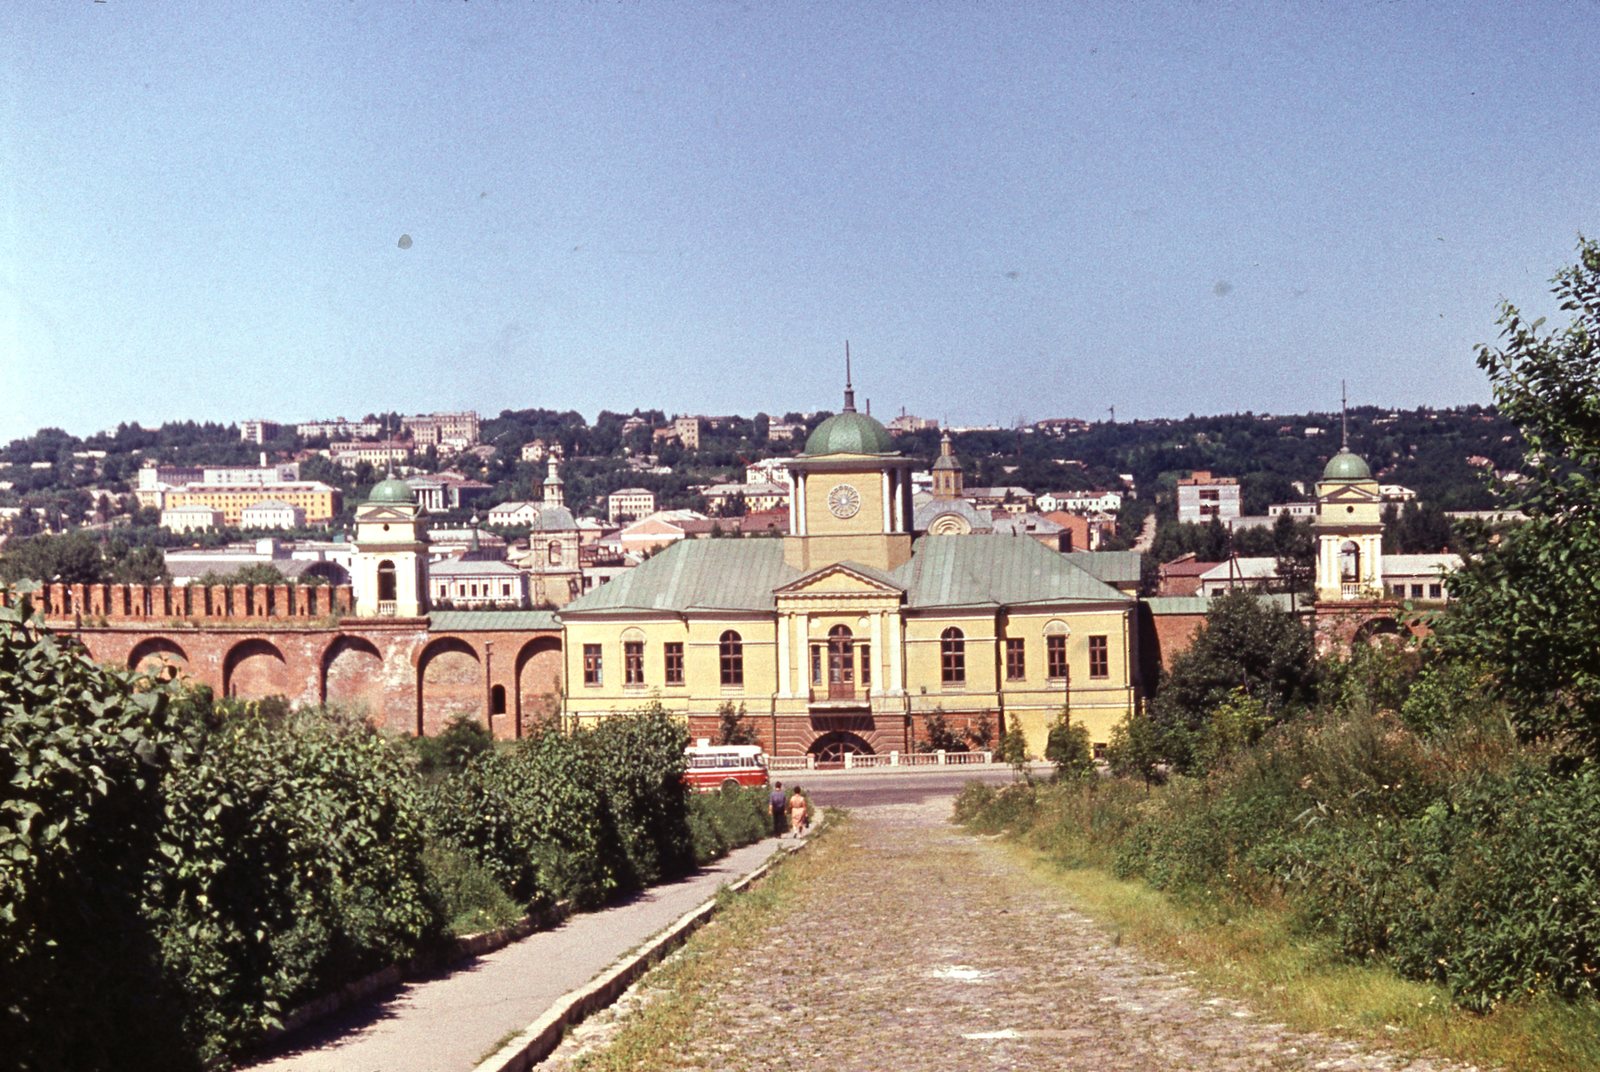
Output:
[
  {"xmin": 490, "ymin": 684, "xmax": 506, "ymax": 716},
  {"xmin": 940, "ymin": 627, "xmax": 965, "ymax": 685},
  {"xmin": 1340, "ymin": 540, "xmax": 1361, "ymax": 582},
  {"xmin": 377, "ymin": 560, "xmax": 397, "ymax": 602},
  {"xmin": 719, "ymin": 630, "xmax": 744, "ymax": 687}
]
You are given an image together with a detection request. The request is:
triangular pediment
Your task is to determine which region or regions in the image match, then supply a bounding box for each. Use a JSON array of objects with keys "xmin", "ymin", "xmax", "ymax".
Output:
[
  {"xmin": 1320, "ymin": 483, "xmax": 1378, "ymax": 504},
  {"xmin": 774, "ymin": 561, "xmax": 905, "ymax": 598},
  {"xmin": 358, "ymin": 505, "xmax": 421, "ymax": 522}
]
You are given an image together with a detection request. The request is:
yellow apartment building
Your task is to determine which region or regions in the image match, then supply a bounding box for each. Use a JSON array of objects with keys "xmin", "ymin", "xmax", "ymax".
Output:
[{"xmin": 165, "ymin": 482, "xmax": 341, "ymax": 526}]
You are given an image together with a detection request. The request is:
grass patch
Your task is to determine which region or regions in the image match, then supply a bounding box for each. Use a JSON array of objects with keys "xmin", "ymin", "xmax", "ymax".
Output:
[
  {"xmin": 1008, "ymin": 843, "xmax": 1600, "ymax": 1072},
  {"xmin": 569, "ymin": 818, "xmax": 846, "ymax": 1071}
]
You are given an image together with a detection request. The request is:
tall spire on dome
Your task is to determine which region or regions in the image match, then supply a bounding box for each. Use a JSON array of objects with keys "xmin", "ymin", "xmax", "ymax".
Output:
[
  {"xmin": 842, "ymin": 341, "xmax": 857, "ymax": 413},
  {"xmin": 1341, "ymin": 380, "xmax": 1349, "ymax": 452}
]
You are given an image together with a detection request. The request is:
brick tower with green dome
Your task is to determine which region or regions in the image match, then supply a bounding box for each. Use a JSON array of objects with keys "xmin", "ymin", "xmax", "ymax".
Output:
[{"xmin": 783, "ymin": 354, "xmax": 918, "ymax": 573}]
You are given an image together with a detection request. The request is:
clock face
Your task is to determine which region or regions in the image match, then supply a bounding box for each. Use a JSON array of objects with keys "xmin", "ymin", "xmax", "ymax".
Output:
[{"xmin": 827, "ymin": 482, "xmax": 861, "ymax": 519}]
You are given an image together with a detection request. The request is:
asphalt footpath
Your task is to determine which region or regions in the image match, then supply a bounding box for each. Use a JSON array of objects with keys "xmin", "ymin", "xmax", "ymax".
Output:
[{"xmin": 247, "ymin": 831, "xmax": 801, "ymax": 1072}]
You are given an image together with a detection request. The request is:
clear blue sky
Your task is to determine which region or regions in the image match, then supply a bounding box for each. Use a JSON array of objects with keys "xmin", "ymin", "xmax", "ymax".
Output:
[{"xmin": 3, "ymin": 3, "xmax": 1597, "ymax": 443}]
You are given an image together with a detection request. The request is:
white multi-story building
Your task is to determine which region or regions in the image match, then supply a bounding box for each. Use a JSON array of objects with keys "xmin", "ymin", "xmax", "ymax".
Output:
[
  {"xmin": 330, "ymin": 441, "xmax": 411, "ymax": 469},
  {"xmin": 1037, "ymin": 489, "xmax": 1123, "ymax": 514},
  {"xmin": 297, "ymin": 418, "xmax": 381, "ymax": 439},
  {"xmin": 607, "ymin": 488, "xmax": 658, "ymax": 523},
  {"xmin": 1177, "ymin": 471, "xmax": 1241, "ymax": 524},
  {"xmin": 1268, "ymin": 501, "xmax": 1317, "ymax": 518},
  {"xmin": 160, "ymin": 505, "xmax": 226, "ymax": 533},
  {"xmin": 403, "ymin": 411, "xmax": 480, "ymax": 448},
  {"xmin": 239, "ymin": 500, "xmax": 305, "ymax": 531}
]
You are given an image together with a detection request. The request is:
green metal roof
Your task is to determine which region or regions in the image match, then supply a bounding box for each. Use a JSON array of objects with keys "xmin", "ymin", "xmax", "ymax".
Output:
[
  {"xmin": 563, "ymin": 533, "xmax": 1131, "ymax": 617},
  {"xmin": 892, "ymin": 535, "xmax": 1132, "ymax": 609},
  {"xmin": 429, "ymin": 609, "xmax": 561, "ymax": 631},
  {"xmin": 1064, "ymin": 550, "xmax": 1143, "ymax": 588},
  {"xmin": 803, "ymin": 410, "xmax": 895, "ymax": 456},
  {"xmin": 561, "ymin": 540, "xmax": 800, "ymax": 614},
  {"xmin": 1322, "ymin": 449, "xmax": 1373, "ymax": 481},
  {"xmin": 368, "ymin": 477, "xmax": 415, "ymax": 504}
]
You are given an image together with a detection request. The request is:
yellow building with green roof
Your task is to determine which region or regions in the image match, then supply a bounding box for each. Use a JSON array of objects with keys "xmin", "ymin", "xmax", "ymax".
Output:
[{"xmin": 558, "ymin": 378, "xmax": 1138, "ymax": 761}]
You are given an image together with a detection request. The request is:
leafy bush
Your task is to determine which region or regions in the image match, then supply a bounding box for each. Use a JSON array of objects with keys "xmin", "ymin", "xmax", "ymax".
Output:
[
  {"xmin": 412, "ymin": 714, "xmax": 495, "ymax": 777},
  {"xmin": 1, "ymin": 609, "xmax": 206, "ymax": 1071},
  {"xmin": 1045, "ymin": 718, "xmax": 1094, "ymax": 781},
  {"xmin": 422, "ymin": 843, "xmax": 523, "ymax": 936},
  {"xmin": 687, "ymin": 785, "xmax": 771, "ymax": 865},
  {"xmin": 150, "ymin": 706, "xmax": 447, "ymax": 1063}
]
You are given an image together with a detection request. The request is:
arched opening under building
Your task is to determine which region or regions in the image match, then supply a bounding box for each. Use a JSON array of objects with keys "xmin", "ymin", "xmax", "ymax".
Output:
[
  {"xmin": 807, "ymin": 730, "xmax": 874, "ymax": 767},
  {"xmin": 1339, "ymin": 540, "xmax": 1361, "ymax": 583},
  {"xmin": 1352, "ymin": 616, "xmax": 1404, "ymax": 648},
  {"xmin": 321, "ymin": 635, "xmax": 386, "ymax": 725}
]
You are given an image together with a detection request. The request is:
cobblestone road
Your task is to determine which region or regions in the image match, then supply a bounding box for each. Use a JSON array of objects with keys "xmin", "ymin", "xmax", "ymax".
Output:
[{"xmin": 550, "ymin": 799, "xmax": 1481, "ymax": 1072}]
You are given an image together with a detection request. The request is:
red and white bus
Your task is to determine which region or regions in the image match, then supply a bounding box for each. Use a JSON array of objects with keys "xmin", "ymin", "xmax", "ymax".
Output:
[{"xmin": 683, "ymin": 741, "xmax": 769, "ymax": 792}]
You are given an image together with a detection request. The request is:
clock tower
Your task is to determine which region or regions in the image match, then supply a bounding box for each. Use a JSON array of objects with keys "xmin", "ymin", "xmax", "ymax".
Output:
[{"xmin": 783, "ymin": 366, "xmax": 916, "ymax": 573}]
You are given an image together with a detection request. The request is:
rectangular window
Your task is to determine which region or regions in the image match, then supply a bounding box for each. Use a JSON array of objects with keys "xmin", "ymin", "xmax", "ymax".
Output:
[
  {"xmin": 583, "ymin": 644, "xmax": 603, "ymax": 687},
  {"xmin": 664, "ymin": 642, "xmax": 684, "ymax": 686},
  {"xmin": 1005, "ymin": 638, "xmax": 1026, "ymax": 681},
  {"xmin": 859, "ymin": 643, "xmax": 870, "ymax": 687},
  {"xmin": 1411, "ymin": 583, "xmax": 1425, "ymax": 598},
  {"xmin": 1047, "ymin": 635, "xmax": 1068, "ymax": 679},
  {"xmin": 1429, "ymin": 583, "xmax": 1442, "ymax": 600},
  {"xmin": 624, "ymin": 640, "xmax": 644, "ymax": 686},
  {"xmin": 811, "ymin": 644, "xmax": 823, "ymax": 686},
  {"xmin": 1089, "ymin": 635, "xmax": 1109, "ymax": 679}
]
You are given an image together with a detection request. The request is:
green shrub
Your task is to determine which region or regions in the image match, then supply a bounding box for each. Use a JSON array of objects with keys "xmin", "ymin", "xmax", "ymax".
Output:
[
  {"xmin": 412, "ymin": 714, "xmax": 495, "ymax": 777},
  {"xmin": 687, "ymin": 786, "xmax": 770, "ymax": 865},
  {"xmin": 150, "ymin": 705, "xmax": 447, "ymax": 1064},
  {"xmin": 423, "ymin": 843, "xmax": 523, "ymax": 936},
  {"xmin": 1, "ymin": 611, "xmax": 206, "ymax": 1071},
  {"xmin": 1045, "ymin": 719, "xmax": 1095, "ymax": 781}
]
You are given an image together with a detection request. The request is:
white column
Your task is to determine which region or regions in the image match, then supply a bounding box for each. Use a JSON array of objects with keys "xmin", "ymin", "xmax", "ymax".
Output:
[
  {"xmin": 888, "ymin": 612, "xmax": 904, "ymax": 695},
  {"xmin": 882, "ymin": 472, "xmax": 892, "ymax": 533},
  {"xmin": 796, "ymin": 474, "xmax": 807, "ymax": 536},
  {"xmin": 776, "ymin": 611, "xmax": 792, "ymax": 698},
  {"xmin": 870, "ymin": 611, "xmax": 884, "ymax": 697}
]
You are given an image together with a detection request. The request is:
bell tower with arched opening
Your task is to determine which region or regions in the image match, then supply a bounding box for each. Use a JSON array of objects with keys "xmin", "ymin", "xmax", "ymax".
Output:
[
  {"xmin": 1313, "ymin": 439, "xmax": 1384, "ymax": 603},
  {"xmin": 354, "ymin": 477, "xmax": 429, "ymax": 617}
]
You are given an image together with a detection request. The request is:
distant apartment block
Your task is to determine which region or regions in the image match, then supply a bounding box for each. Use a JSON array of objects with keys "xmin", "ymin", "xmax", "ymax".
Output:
[
  {"xmin": 239, "ymin": 419, "xmax": 280, "ymax": 444},
  {"xmin": 1037, "ymin": 489, "xmax": 1123, "ymax": 514},
  {"xmin": 330, "ymin": 440, "xmax": 411, "ymax": 469},
  {"xmin": 160, "ymin": 505, "xmax": 226, "ymax": 534},
  {"xmin": 297, "ymin": 418, "xmax": 381, "ymax": 439},
  {"xmin": 1268, "ymin": 501, "xmax": 1317, "ymax": 519},
  {"xmin": 702, "ymin": 481, "xmax": 789, "ymax": 515},
  {"xmin": 137, "ymin": 461, "xmax": 299, "ymax": 509},
  {"xmin": 765, "ymin": 420, "xmax": 804, "ymax": 443},
  {"xmin": 240, "ymin": 500, "xmax": 305, "ymax": 531},
  {"xmin": 403, "ymin": 411, "xmax": 480, "ymax": 450},
  {"xmin": 886, "ymin": 410, "xmax": 937, "ymax": 434},
  {"xmin": 607, "ymin": 487, "xmax": 657, "ymax": 523},
  {"xmin": 1177, "ymin": 471, "xmax": 1241, "ymax": 524},
  {"xmin": 164, "ymin": 482, "xmax": 341, "ymax": 526},
  {"xmin": 673, "ymin": 416, "xmax": 702, "ymax": 450},
  {"xmin": 743, "ymin": 457, "xmax": 796, "ymax": 487}
]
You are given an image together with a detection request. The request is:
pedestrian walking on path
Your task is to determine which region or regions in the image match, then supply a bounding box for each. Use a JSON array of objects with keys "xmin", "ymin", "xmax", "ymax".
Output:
[
  {"xmin": 769, "ymin": 779, "xmax": 787, "ymax": 836},
  {"xmin": 788, "ymin": 786, "xmax": 808, "ymax": 837}
]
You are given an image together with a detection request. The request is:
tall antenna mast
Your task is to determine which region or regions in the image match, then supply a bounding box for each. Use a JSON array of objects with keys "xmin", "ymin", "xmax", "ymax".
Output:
[{"xmin": 842, "ymin": 341, "xmax": 856, "ymax": 413}]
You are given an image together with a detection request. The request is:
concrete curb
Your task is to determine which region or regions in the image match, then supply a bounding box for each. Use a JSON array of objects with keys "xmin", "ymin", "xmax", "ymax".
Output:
[{"xmin": 471, "ymin": 829, "xmax": 818, "ymax": 1072}]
